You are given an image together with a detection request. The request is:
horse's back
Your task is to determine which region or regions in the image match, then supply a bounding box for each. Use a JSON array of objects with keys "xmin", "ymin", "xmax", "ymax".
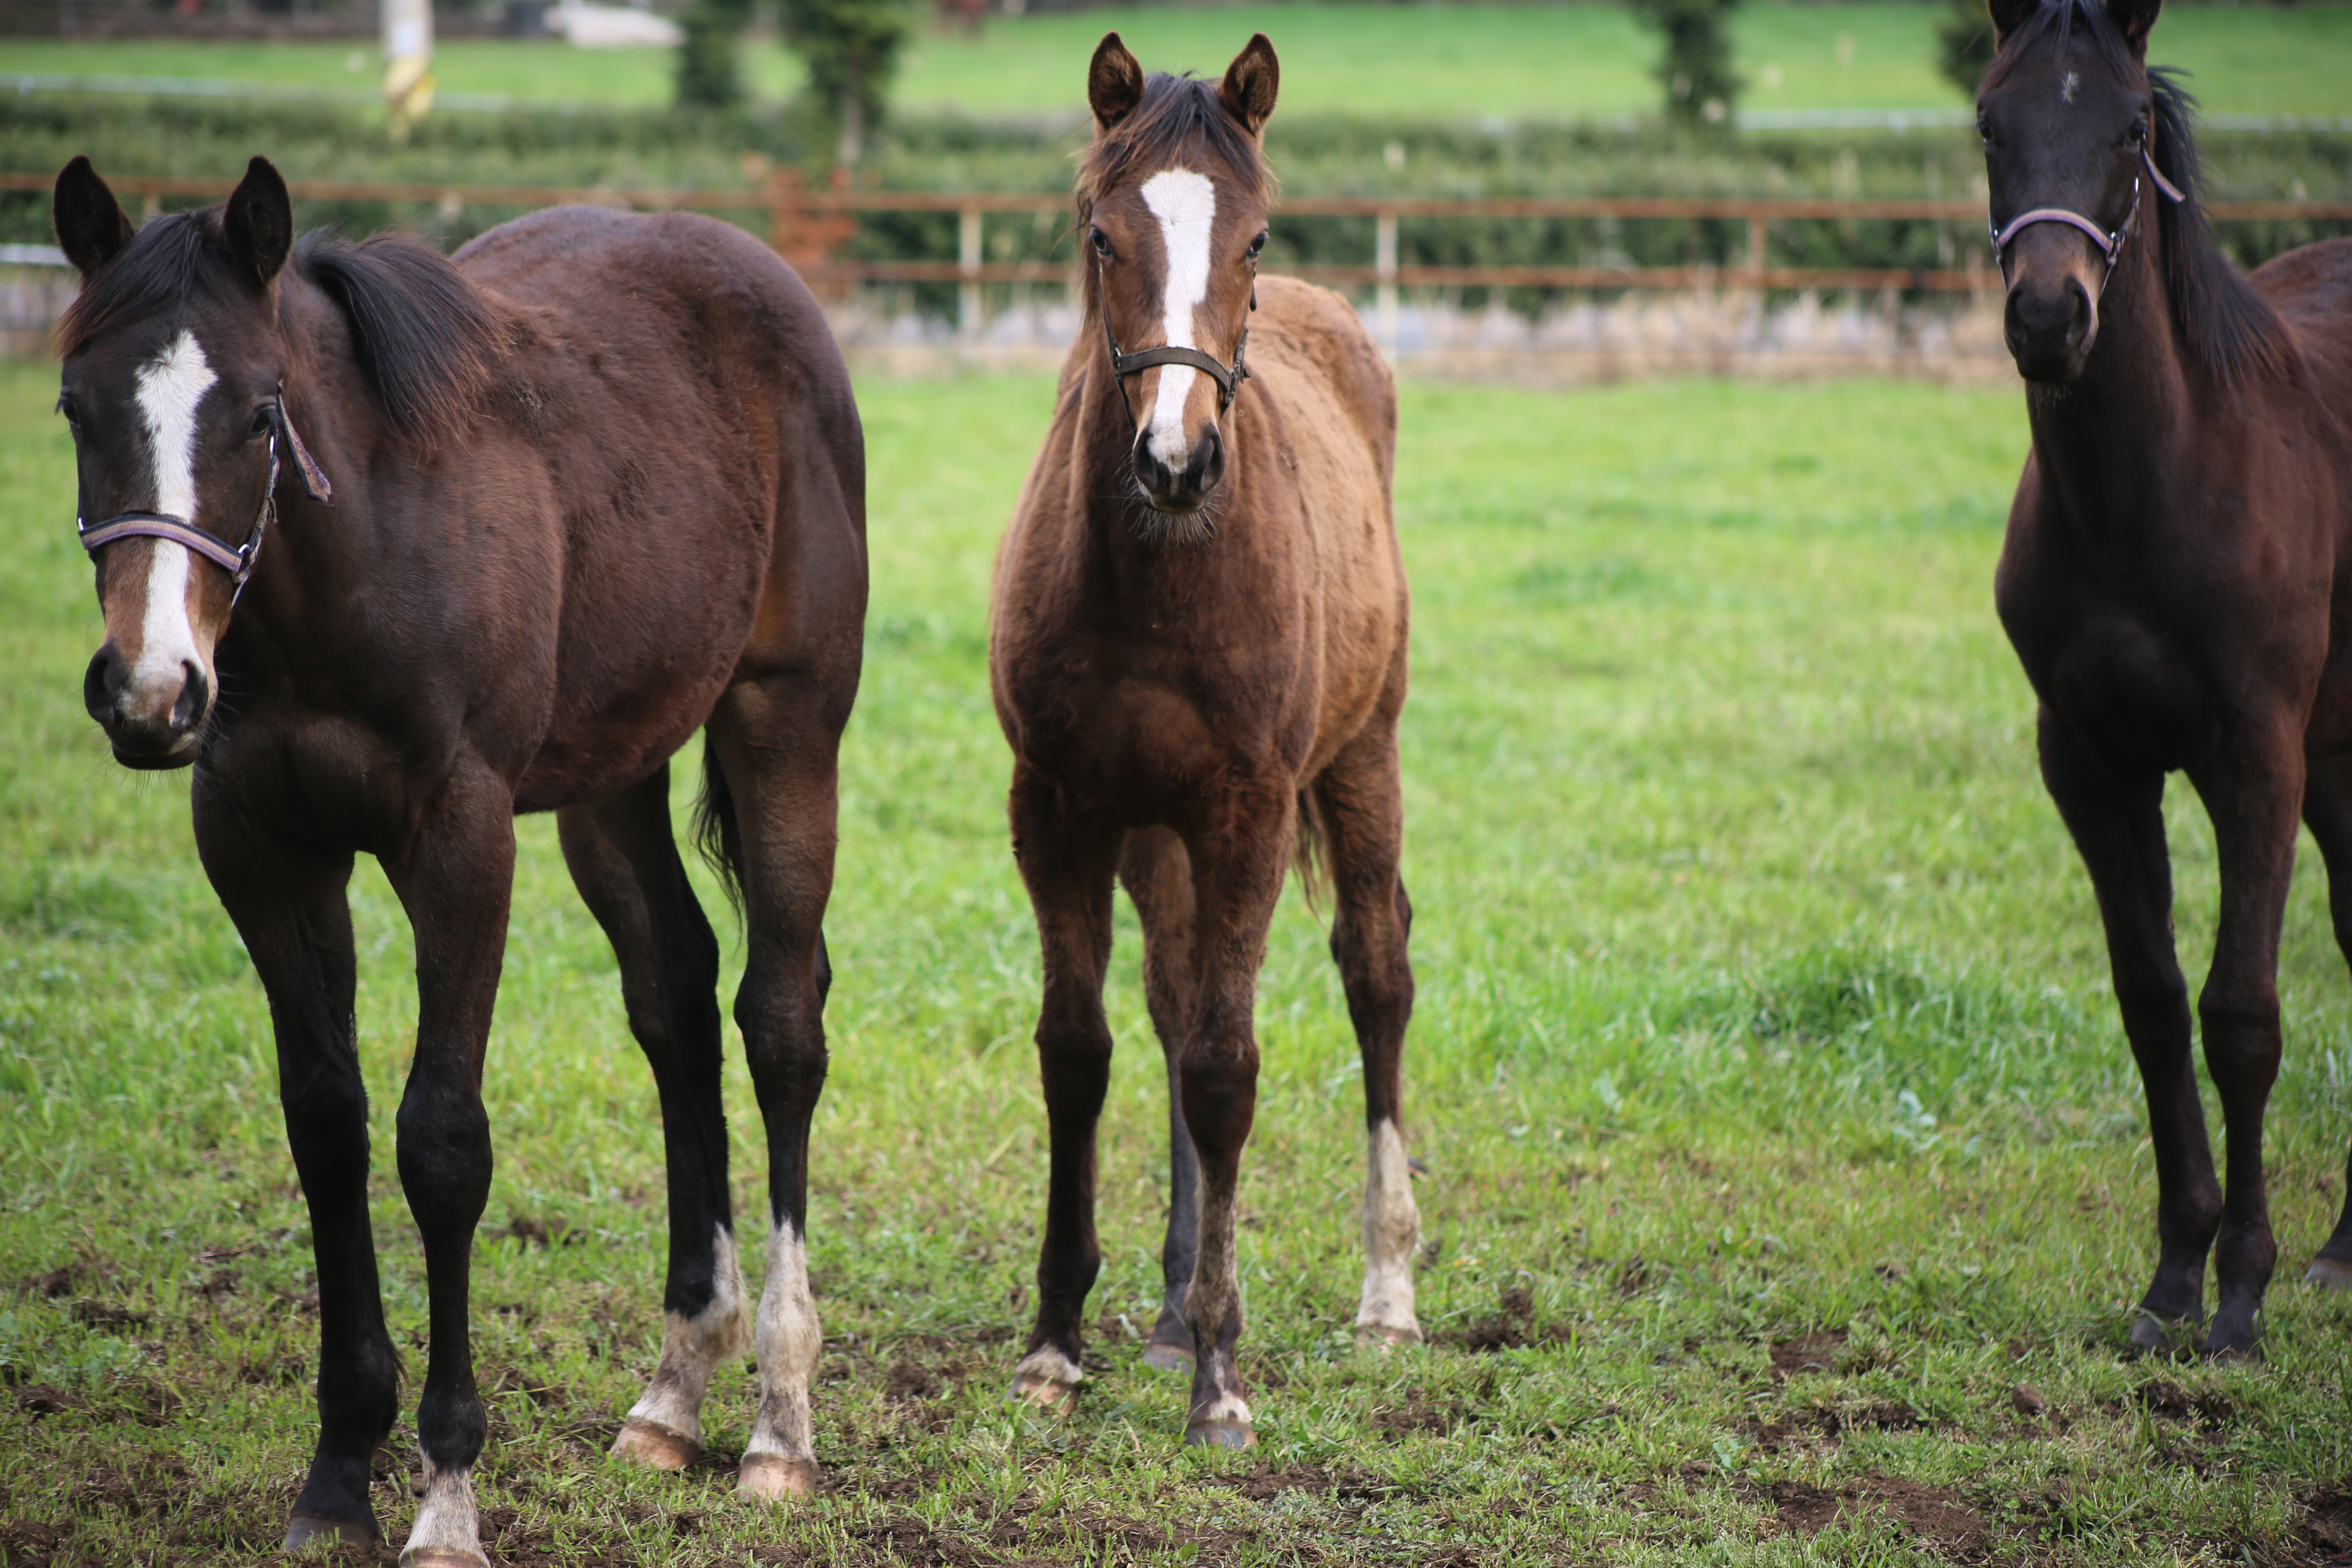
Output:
[
  {"xmin": 448, "ymin": 206, "xmax": 865, "ymax": 804},
  {"xmin": 2252, "ymin": 237, "xmax": 2352, "ymax": 413}
]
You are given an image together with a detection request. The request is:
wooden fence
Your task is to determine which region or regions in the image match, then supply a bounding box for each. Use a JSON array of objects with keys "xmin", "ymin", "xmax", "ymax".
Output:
[{"xmin": 8, "ymin": 170, "xmax": 2350, "ymax": 340}]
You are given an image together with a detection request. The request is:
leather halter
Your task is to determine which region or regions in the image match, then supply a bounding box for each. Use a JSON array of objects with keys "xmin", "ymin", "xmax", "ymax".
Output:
[
  {"xmin": 1098, "ymin": 254, "xmax": 1256, "ymax": 415},
  {"xmin": 1989, "ymin": 140, "xmax": 2188, "ymax": 296},
  {"xmin": 76, "ymin": 384, "xmax": 332, "ymax": 608}
]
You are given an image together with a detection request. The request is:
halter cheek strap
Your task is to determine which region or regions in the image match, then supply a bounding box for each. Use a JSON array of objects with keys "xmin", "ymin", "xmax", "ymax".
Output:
[
  {"xmin": 76, "ymin": 385, "xmax": 332, "ymax": 608},
  {"xmin": 1989, "ymin": 142, "xmax": 2189, "ymax": 295},
  {"xmin": 1098, "ymin": 258, "xmax": 1256, "ymax": 415}
]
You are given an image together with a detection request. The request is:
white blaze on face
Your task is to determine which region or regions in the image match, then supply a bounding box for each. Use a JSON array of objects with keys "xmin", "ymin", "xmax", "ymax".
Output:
[
  {"xmin": 125, "ymin": 330, "xmax": 218, "ymax": 717},
  {"xmin": 1138, "ymin": 168, "xmax": 1218, "ymax": 470}
]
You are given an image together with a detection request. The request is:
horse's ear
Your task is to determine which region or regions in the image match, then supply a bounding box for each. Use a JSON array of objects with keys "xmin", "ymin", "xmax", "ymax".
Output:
[
  {"xmin": 1089, "ymin": 33, "xmax": 1145, "ymax": 131},
  {"xmin": 53, "ymin": 156, "xmax": 136, "ymax": 279},
  {"xmin": 1219, "ymin": 33, "xmax": 1279, "ymax": 137},
  {"xmin": 1985, "ymin": 0, "xmax": 2038, "ymax": 46},
  {"xmin": 224, "ymin": 156, "xmax": 294, "ymax": 290},
  {"xmin": 2104, "ymin": 0, "xmax": 2159, "ymax": 50}
]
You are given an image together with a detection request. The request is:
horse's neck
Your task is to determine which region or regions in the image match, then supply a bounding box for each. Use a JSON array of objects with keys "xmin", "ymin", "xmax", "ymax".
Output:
[{"xmin": 2025, "ymin": 236, "xmax": 2198, "ymax": 541}]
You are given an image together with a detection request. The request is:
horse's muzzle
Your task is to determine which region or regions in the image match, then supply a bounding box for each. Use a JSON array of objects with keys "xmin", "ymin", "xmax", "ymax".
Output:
[
  {"xmin": 85, "ymin": 645, "xmax": 208, "ymax": 769},
  {"xmin": 1132, "ymin": 422, "xmax": 1226, "ymax": 515},
  {"xmin": 2005, "ymin": 273, "xmax": 2099, "ymax": 383}
]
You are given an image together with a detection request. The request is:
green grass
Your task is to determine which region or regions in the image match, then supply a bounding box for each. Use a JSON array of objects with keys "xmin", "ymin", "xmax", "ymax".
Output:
[
  {"xmin": 9, "ymin": 2, "xmax": 2352, "ymax": 121},
  {"xmin": 3, "ymin": 357, "xmax": 2351, "ymax": 1564}
]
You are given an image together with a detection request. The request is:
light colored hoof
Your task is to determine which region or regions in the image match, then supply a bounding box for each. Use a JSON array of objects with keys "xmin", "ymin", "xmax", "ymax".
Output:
[
  {"xmin": 283, "ymin": 1512, "xmax": 379, "ymax": 1551},
  {"xmin": 2304, "ymin": 1256, "xmax": 2352, "ymax": 1291},
  {"xmin": 1141, "ymin": 1341, "xmax": 1194, "ymax": 1372},
  {"xmin": 1009, "ymin": 1374, "xmax": 1080, "ymax": 1417},
  {"xmin": 1183, "ymin": 1418, "xmax": 1256, "ymax": 1450},
  {"xmin": 399, "ymin": 1548, "xmax": 490, "ymax": 1568},
  {"xmin": 1355, "ymin": 1323, "xmax": 1423, "ymax": 1353},
  {"xmin": 609, "ymin": 1417, "xmax": 700, "ymax": 1472},
  {"xmin": 736, "ymin": 1454, "xmax": 821, "ymax": 1500}
]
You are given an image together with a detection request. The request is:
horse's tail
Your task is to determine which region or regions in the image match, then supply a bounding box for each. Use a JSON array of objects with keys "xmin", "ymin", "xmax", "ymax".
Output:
[
  {"xmin": 1292, "ymin": 788, "xmax": 1328, "ymax": 914},
  {"xmin": 693, "ymin": 740, "xmax": 746, "ymax": 920}
]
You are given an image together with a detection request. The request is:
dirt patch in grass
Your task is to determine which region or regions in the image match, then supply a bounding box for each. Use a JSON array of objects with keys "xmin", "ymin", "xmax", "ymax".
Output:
[
  {"xmin": 1440, "ymin": 1284, "xmax": 1574, "ymax": 1353},
  {"xmin": 1210, "ymin": 1465, "xmax": 1408, "ymax": 1504},
  {"xmin": 2129, "ymin": 1376, "xmax": 2237, "ymax": 1432},
  {"xmin": 1767, "ymin": 1330, "xmax": 1846, "ymax": 1381},
  {"xmin": 1766, "ymin": 1476, "xmax": 1989, "ymax": 1555},
  {"xmin": 1372, "ymin": 1390, "xmax": 1472, "ymax": 1437},
  {"xmin": 2288, "ymin": 1487, "xmax": 2352, "ymax": 1563}
]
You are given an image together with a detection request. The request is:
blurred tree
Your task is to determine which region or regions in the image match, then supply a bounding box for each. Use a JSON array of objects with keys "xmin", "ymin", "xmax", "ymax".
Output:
[
  {"xmin": 782, "ymin": 0, "xmax": 916, "ymax": 167},
  {"xmin": 1630, "ymin": 0, "xmax": 1742, "ymax": 133},
  {"xmin": 1936, "ymin": 0, "xmax": 1998, "ymax": 99},
  {"xmin": 676, "ymin": 0, "xmax": 755, "ymax": 109}
]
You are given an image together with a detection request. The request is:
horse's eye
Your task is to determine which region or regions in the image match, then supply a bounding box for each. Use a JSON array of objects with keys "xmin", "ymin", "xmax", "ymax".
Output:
[
  {"xmin": 1976, "ymin": 112, "xmax": 1993, "ymax": 145},
  {"xmin": 1247, "ymin": 232, "xmax": 1267, "ymax": 260},
  {"xmin": 1089, "ymin": 227, "xmax": 1113, "ymax": 259},
  {"xmin": 56, "ymin": 395, "xmax": 80, "ymax": 432},
  {"xmin": 2127, "ymin": 117, "xmax": 2148, "ymax": 146},
  {"xmin": 249, "ymin": 405, "xmax": 275, "ymax": 439}
]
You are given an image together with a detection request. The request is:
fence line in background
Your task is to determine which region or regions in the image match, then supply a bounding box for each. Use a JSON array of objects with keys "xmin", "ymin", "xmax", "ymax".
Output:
[{"xmin": 7, "ymin": 172, "xmax": 2351, "ymax": 347}]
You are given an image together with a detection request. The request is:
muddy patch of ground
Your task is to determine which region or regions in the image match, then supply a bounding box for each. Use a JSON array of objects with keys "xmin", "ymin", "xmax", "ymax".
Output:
[
  {"xmin": 1766, "ymin": 1475, "xmax": 1989, "ymax": 1555},
  {"xmin": 1766, "ymin": 1330, "xmax": 1846, "ymax": 1381}
]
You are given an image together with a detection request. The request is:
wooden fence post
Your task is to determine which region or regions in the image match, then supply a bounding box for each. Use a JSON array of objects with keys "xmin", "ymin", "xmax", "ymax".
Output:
[{"xmin": 959, "ymin": 206, "xmax": 983, "ymax": 339}]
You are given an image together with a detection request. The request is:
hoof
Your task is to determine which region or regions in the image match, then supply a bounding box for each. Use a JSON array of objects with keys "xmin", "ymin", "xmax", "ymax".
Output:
[
  {"xmin": 1354, "ymin": 1323, "xmax": 1423, "ymax": 1353},
  {"xmin": 1183, "ymin": 1419, "xmax": 1256, "ymax": 1450},
  {"xmin": 737, "ymin": 1453, "xmax": 821, "ymax": 1501},
  {"xmin": 399, "ymin": 1549, "xmax": 490, "ymax": 1568},
  {"xmin": 609, "ymin": 1417, "xmax": 701, "ymax": 1472},
  {"xmin": 1009, "ymin": 1375, "xmax": 1080, "ymax": 1417},
  {"xmin": 1141, "ymin": 1339, "xmax": 1195, "ymax": 1372},
  {"xmin": 2129, "ymin": 1311, "xmax": 2198, "ymax": 1354},
  {"xmin": 2304, "ymin": 1256, "xmax": 2352, "ymax": 1292},
  {"xmin": 284, "ymin": 1512, "xmax": 380, "ymax": 1551}
]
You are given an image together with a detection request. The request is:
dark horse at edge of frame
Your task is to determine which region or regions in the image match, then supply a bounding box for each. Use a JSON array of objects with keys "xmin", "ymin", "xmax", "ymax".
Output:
[
  {"xmin": 989, "ymin": 33, "xmax": 1423, "ymax": 1450},
  {"xmin": 51, "ymin": 156, "xmax": 866, "ymax": 1562},
  {"xmin": 1980, "ymin": 0, "xmax": 2352, "ymax": 1354}
]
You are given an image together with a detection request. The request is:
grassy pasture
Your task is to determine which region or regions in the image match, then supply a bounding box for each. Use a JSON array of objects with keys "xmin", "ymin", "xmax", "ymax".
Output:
[
  {"xmin": 8, "ymin": 2, "xmax": 2352, "ymax": 120},
  {"xmin": 2, "ymin": 357, "xmax": 2351, "ymax": 1564}
]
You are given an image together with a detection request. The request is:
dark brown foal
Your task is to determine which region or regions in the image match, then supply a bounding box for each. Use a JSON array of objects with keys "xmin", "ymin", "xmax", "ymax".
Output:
[
  {"xmin": 989, "ymin": 33, "xmax": 1421, "ymax": 1450},
  {"xmin": 54, "ymin": 157, "xmax": 864, "ymax": 1561},
  {"xmin": 1980, "ymin": 0, "xmax": 2352, "ymax": 1354}
]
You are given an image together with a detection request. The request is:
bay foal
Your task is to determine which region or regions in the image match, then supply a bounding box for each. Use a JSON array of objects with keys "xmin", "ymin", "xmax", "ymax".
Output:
[
  {"xmin": 53, "ymin": 158, "xmax": 864, "ymax": 1561},
  {"xmin": 1981, "ymin": 0, "xmax": 2352, "ymax": 1353},
  {"xmin": 990, "ymin": 34, "xmax": 1422, "ymax": 1449}
]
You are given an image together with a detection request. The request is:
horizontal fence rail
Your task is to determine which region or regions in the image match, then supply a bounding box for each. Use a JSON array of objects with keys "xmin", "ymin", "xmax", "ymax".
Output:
[{"xmin": 8, "ymin": 171, "xmax": 2352, "ymax": 340}]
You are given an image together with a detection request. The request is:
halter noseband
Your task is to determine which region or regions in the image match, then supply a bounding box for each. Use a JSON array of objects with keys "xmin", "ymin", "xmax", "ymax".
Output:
[
  {"xmin": 1097, "ymin": 255, "xmax": 1256, "ymax": 416},
  {"xmin": 76, "ymin": 385, "xmax": 331, "ymax": 608},
  {"xmin": 1989, "ymin": 140, "xmax": 2187, "ymax": 297}
]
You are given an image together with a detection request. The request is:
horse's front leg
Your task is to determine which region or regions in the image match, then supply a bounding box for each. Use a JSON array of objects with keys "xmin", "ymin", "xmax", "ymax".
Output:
[
  {"xmin": 1007, "ymin": 767, "xmax": 1123, "ymax": 1414},
  {"xmin": 194, "ymin": 791, "xmax": 396, "ymax": 1550},
  {"xmin": 2189, "ymin": 721, "xmax": 2303, "ymax": 1355},
  {"xmin": 1178, "ymin": 786, "xmax": 1293, "ymax": 1449},
  {"xmin": 381, "ymin": 776, "xmax": 517, "ymax": 1568},
  {"xmin": 1118, "ymin": 827, "xmax": 1204, "ymax": 1372},
  {"xmin": 2037, "ymin": 713, "xmax": 2220, "ymax": 1346},
  {"xmin": 2296, "ymin": 754, "xmax": 2352, "ymax": 1291}
]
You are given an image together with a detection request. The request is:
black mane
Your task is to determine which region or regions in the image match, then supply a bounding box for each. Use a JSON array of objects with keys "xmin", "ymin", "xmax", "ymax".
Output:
[
  {"xmin": 1986, "ymin": 0, "xmax": 2291, "ymax": 384},
  {"xmin": 58, "ymin": 207, "xmax": 499, "ymax": 445}
]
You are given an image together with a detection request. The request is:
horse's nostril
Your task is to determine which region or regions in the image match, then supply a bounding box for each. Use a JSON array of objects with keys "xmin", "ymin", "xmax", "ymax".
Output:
[
  {"xmin": 83, "ymin": 650, "xmax": 123, "ymax": 726},
  {"xmin": 170, "ymin": 661, "xmax": 209, "ymax": 732}
]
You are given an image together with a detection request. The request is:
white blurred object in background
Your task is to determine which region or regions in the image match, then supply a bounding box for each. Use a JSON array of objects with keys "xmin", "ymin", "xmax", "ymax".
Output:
[{"xmin": 550, "ymin": 0, "xmax": 684, "ymax": 49}]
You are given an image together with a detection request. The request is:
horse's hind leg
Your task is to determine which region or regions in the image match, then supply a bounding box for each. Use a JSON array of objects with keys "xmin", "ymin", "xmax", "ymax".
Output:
[
  {"xmin": 1008, "ymin": 768, "xmax": 1124, "ymax": 1412},
  {"xmin": 558, "ymin": 766, "xmax": 748, "ymax": 1470},
  {"xmin": 194, "ymin": 795, "xmax": 395, "ymax": 1550},
  {"xmin": 1310, "ymin": 724, "xmax": 1423, "ymax": 1350},
  {"xmin": 706, "ymin": 698, "xmax": 844, "ymax": 1500},
  {"xmin": 2296, "ymin": 755, "xmax": 2352, "ymax": 1291},
  {"xmin": 2039, "ymin": 713, "xmax": 2221, "ymax": 1347},
  {"xmin": 1120, "ymin": 827, "xmax": 1203, "ymax": 1371}
]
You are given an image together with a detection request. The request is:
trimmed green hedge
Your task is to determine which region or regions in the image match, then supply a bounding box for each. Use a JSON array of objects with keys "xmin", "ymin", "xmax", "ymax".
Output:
[{"xmin": 7, "ymin": 94, "xmax": 2348, "ymax": 315}]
